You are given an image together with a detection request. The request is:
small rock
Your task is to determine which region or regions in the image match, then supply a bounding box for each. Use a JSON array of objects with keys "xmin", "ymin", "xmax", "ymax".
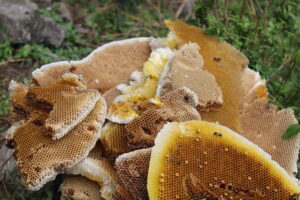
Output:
[{"xmin": 0, "ymin": 0, "xmax": 66, "ymax": 47}]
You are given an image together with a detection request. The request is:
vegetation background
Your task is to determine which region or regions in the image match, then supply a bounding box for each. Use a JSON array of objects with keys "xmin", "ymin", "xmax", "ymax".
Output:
[{"xmin": 0, "ymin": 0, "xmax": 299, "ymax": 199}]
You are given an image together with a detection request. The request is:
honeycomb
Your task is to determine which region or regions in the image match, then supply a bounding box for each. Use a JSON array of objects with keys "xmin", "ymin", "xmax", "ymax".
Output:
[
  {"xmin": 67, "ymin": 142, "xmax": 133, "ymax": 200},
  {"xmin": 8, "ymin": 80, "xmax": 30, "ymax": 120},
  {"xmin": 27, "ymin": 73, "xmax": 101, "ymax": 139},
  {"xmin": 8, "ymin": 80, "xmax": 28, "ymax": 95},
  {"xmin": 147, "ymin": 120, "xmax": 300, "ymax": 200},
  {"xmin": 32, "ymin": 38, "xmax": 151, "ymax": 92},
  {"xmin": 125, "ymin": 87, "xmax": 201, "ymax": 149},
  {"xmin": 60, "ymin": 176, "xmax": 103, "ymax": 200},
  {"xmin": 158, "ymin": 42, "xmax": 223, "ymax": 110},
  {"xmin": 243, "ymin": 80, "xmax": 268, "ymax": 106},
  {"xmin": 107, "ymin": 47, "xmax": 175, "ymax": 124},
  {"xmin": 13, "ymin": 97, "xmax": 107, "ymax": 190},
  {"xmin": 241, "ymin": 68, "xmax": 262, "ymax": 96},
  {"xmin": 115, "ymin": 148, "xmax": 152, "ymax": 200},
  {"xmin": 11, "ymin": 90, "xmax": 32, "ymax": 120},
  {"xmin": 100, "ymin": 122, "xmax": 133, "ymax": 160},
  {"xmin": 241, "ymin": 97, "xmax": 300, "ymax": 176},
  {"xmin": 166, "ymin": 20, "xmax": 249, "ymax": 132},
  {"xmin": 103, "ymin": 86, "xmax": 122, "ymax": 108}
]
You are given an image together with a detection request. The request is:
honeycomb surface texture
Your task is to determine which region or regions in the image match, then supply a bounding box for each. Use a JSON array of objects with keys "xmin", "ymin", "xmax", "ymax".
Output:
[
  {"xmin": 147, "ymin": 121, "xmax": 300, "ymax": 200},
  {"xmin": 106, "ymin": 47, "xmax": 175, "ymax": 124},
  {"xmin": 11, "ymin": 90, "xmax": 32, "ymax": 120},
  {"xmin": 243, "ymin": 80, "xmax": 268, "ymax": 106},
  {"xmin": 60, "ymin": 176, "xmax": 103, "ymax": 200},
  {"xmin": 241, "ymin": 68, "xmax": 262, "ymax": 96},
  {"xmin": 13, "ymin": 97, "xmax": 107, "ymax": 190},
  {"xmin": 241, "ymin": 98, "xmax": 300, "ymax": 176},
  {"xmin": 103, "ymin": 86, "xmax": 122, "ymax": 108},
  {"xmin": 67, "ymin": 142, "xmax": 133, "ymax": 200},
  {"xmin": 159, "ymin": 42, "xmax": 223, "ymax": 110},
  {"xmin": 100, "ymin": 122, "xmax": 133, "ymax": 160},
  {"xmin": 115, "ymin": 148, "xmax": 152, "ymax": 200},
  {"xmin": 32, "ymin": 38, "xmax": 151, "ymax": 92},
  {"xmin": 166, "ymin": 20, "xmax": 249, "ymax": 132},
  {"xmin": 125, "ymin": 87, "xmax": 201, "ymax": 149},
  {"xmin": 27, "ymin": 74, "xmax": 100, "ymax": 139}
]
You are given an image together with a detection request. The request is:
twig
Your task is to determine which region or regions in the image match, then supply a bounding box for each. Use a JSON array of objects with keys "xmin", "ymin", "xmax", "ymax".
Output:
[
  {"xmin": 1, "ymin": 180, "xmax": 10, "ymax": 198},
  {"xmin": 0, "ymin": 117, "xmax": 11, "ymax": 126},
  {"xmin": 240, "ymin": 0, "xmax": 247, "ymax": 19},
  {"xmin": 255, "ymin": 0, "xmax": 263, "ymax": 14},
  {"xmin": 175, "ymin": 0, "xmax": 187, "ymax": 19},
  {"xmin": 146, "ymin": 0, "xmax": 164, "ymax": 23},
  {"xmin": 267, "ymin": 53, "xmax": 292, "ymax": 83},
  {"xmin": 223, "ymin": 0, "xmax": 229, "ymax": 25},
  {"xmin": 249, "ymin": 0, "xmax": 256, "ymax": 17},
  {"xmin": 0, "ymin": 58, "xmax": 26, "ymax": 66}
]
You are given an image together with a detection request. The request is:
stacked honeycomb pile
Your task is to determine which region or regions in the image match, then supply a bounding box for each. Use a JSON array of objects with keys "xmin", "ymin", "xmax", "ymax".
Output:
[{"xmin": 6, "ymin": 21, "xmax": 300, "ymax": 200}]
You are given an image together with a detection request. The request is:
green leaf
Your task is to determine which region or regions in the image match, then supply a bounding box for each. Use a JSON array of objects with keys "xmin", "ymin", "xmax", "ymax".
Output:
[
  {"xmin": 279, "ymin": 82, "xmax": 293, "ymax": 94},
  {"xmin": 295, "ymin": 49, "xmax": 300, "ymax": 65},
  {"xmin": 282, "ymin": 124, "xmax": 300, "ymax": 139}
]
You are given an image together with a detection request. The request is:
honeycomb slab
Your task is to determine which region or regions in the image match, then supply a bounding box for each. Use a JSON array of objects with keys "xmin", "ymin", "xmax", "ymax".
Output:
[
  {"xmin": 148, "ymin": 120, "xmax": 300, "ymax": 200},
  {"xmin": 115, "ymin": 148, "xmax": 152, "ymax": 200},
  {"xmin": 13, "ymin": 98, "xmax": 106, "ymax": 190},
  {"xmin": 32, "ymin": 38, "xmax": 151, "ymax": 92},
  {"xmin": 67, "ymin": 142, "xmax": 132, "ymax": 200},
  {"xmin": 125, "ymin": 87, "xmax": 201, "ymax": 149},
  {"xmin": 27, "ymin": 73, "xmax": 100, "ymax": 139},
  {"xmin": 60, "ymin": 176, "xmax": 103, "ymax": 200},
  {"xmin": 166, "ymin": 20, "xmax": 248, "ymax": 132}
]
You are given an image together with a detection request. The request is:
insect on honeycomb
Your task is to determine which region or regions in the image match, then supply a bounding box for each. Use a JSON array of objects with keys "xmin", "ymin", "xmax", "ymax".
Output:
[
  {"xmin": 148, "ymin": 120, "xmax": 300, "ymax": 200},
  {"xmin": 166, "ymin": 20, "xmax": 249, "ymax": 132},
  {"xmin": 60, "ymin": 176, "xmax": 103, "ymax": 200},
  {"xmin": 115, "ymin": 148, "xmax": 152, "ymax": 200},
  {"xmin": 100, "ymin": 122, "xmax": 133, "ymax": 160},
  {"xmin": 32, "ymin": 38, "xmax": 151, "ymax": 92},
  {"xmin": 125, "ymin": 87, "xmax": 201, "ymax": 149},
  {"xmin": 158, "ymin": 42, "xmax": 223, "ymax": 110},
  {"xmin": 13, "ymin": 97, "xmax": 106, "ymax": 190},
  {"xmin": 67, "ymin": 142, "xmax": 133, "ymax": 200},
  {"xmin": 27, "ymin": 73, "xmax": 101, "ymax": 139}
]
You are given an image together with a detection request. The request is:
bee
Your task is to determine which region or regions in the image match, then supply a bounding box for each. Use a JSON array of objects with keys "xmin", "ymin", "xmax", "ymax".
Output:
[{"xmin": 213, "ymin": 132, "xmax": 223, "ymax": 137}]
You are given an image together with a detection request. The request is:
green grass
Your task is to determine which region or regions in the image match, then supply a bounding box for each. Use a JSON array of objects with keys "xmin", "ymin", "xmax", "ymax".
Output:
[{"xmin": 0, "ymin": 0, "xmax": 299, "ymax": 199}]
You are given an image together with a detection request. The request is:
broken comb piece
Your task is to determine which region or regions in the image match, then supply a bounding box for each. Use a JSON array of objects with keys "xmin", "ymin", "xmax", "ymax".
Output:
[
  {"xmin": 27, "ymin": 73, "xmax": 100, "ymax": 139},
  {"xmin": 32, "ymin": 38, "xmax": 151, "ymax": 92},
  {"xmin": 166, "ymin": 20, "xmax": 248, "ymax": 132},
  {"xmin": 67, "ymin": 142, "xmax": 133, "ymax": 200},
  {"xmin": 60, "ymin": 176, "xmax": 103, "ymax": 200},
  {"xmin": 158, "ymin": 42, "xmax": 223, "ymax": 110},
  {"xmin": 125, "ymin": 87, "xmax": 201, "ymax": 149},
  {"xmin": 100, "ymin": 122, "xmax": 133, "ymax": 160},
  {"xmin": 13, "ymin": 97, "xmax": 106, "ymax": 190},
  {"xmin": 115, "ymin": 148, "xmax": 152, "ymax": 200},
  {"xmin": 241, "ymin": 98, "xmax": 300, "ymax": 176},
  {"xmin": 148, "ymin": 120, "xmax": 300, "ymax": 200}
]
